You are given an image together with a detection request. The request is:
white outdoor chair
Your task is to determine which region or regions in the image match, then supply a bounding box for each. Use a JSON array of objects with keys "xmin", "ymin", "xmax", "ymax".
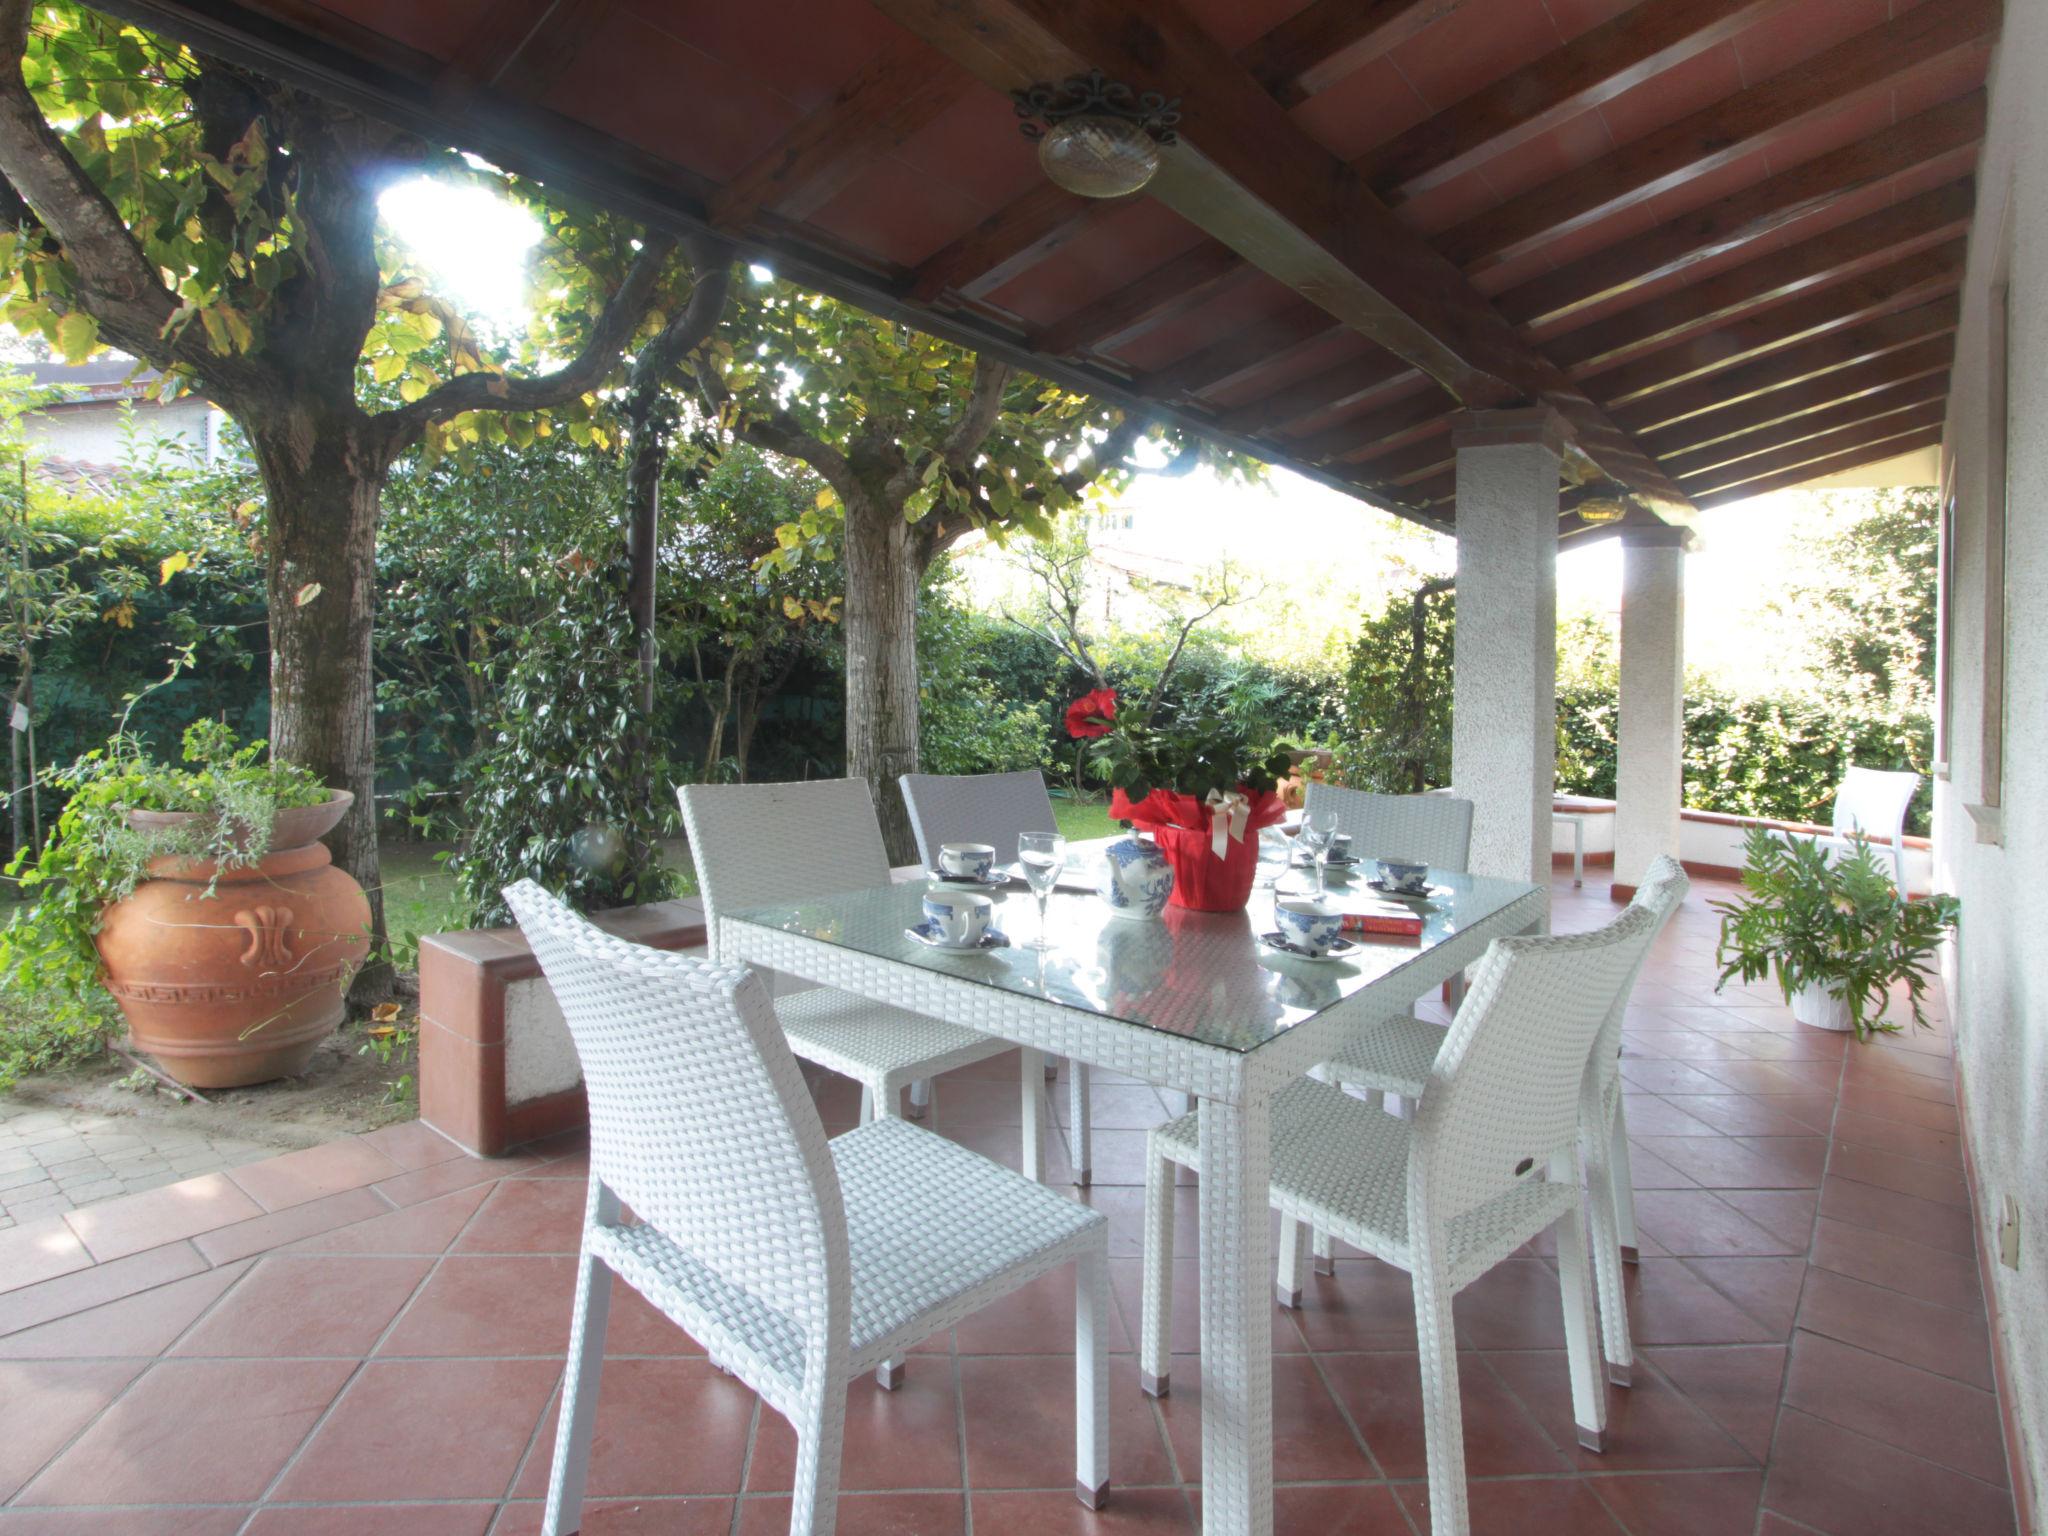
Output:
[
  {"xmin": 1301, "ymin": 857, "xmax": 1691, "ymax": 1385},
  {"xmin": 679, "ymin": 780, "xmax": 1038, "ymax": 1167},
  {"xmin": 1139, "ymin": 902, "xmax": 1661, "ymax": 1536},
  {"xmin": 1820, "ymin": 765, "xmax": 1920, "ymax": 891},
  {"xmin": 504, "ymin": 881, "xmax": 1112, "ymax": 1536},
  {"xmin": 1301, "ymin": 781, "xmax": 1475, "ymax": 871},
  {"xmin": 900, "ymin": 769, "xmax": 1097, "ymax": 1185}
]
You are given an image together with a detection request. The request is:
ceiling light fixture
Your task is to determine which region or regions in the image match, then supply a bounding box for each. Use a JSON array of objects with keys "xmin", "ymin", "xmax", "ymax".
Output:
[
  {"xmin": 1575, "ymin": 496, "xmax": 1629, "ymax": 525},
  {"xmin": 1013, "ymin": 71, "xmax": 1181, "ymax": 200}
]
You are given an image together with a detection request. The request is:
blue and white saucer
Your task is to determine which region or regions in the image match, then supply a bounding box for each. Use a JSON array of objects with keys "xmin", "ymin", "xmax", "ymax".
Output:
[
  {"xmin": 906, "ymin": 920, "xmax": 1012, "ymax": 951},
  {"xmin": 928, "ymin": 869, "xmax": 1012, "ymax": 890},
  {"xmin": 1256, "ymin": 931, "xmax": 1361, "ymax": 964}
]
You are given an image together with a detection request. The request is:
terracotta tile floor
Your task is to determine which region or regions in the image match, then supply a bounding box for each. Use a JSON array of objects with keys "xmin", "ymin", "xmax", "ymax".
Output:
[{"xmin": 0, "ymin": 876, "xmax": 2017, "ymax": 1535}]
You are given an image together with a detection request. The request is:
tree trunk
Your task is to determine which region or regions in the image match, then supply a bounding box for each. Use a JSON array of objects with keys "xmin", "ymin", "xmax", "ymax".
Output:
[
  {"xmin": 245, "ymin": 405, "xmax": 388, "ymax": 996},
  {"xmin": 841, "ymin": 489, "xmax": 922, "ymax": 864}
]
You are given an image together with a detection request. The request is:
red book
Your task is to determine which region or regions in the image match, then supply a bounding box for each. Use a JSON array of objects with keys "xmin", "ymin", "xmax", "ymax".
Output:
[{"xmin": 1340, "ymin": 906, "xmax": 1424, "ymax": 939}]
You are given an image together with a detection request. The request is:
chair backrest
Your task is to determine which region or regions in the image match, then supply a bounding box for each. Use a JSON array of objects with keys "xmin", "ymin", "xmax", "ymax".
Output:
[
  {"xmin": 1832, "ymin": 766, "xmax": 1918, "ymax": 847},
  {"xmin": 1586, "ymin": 856, "xmax": 1689, "ymax": 1112},
  {"xmin": 1411, "ymin": 900, "xmax": 1661, "ymax": 1229},
  {"xmin": 502, "ymin": 880, "xmax": 847, "ymax": 1341},
  {"xmin": 899, "ymin": 769, "xmax": 1058, "ymax": 868},
  {"xmin": 1303, "ymin": 782, "xmax": 1475, "ymax": 872},
  {"xmin": 679, "ymin": 778, "xmax": 892, "ymax": 962}
]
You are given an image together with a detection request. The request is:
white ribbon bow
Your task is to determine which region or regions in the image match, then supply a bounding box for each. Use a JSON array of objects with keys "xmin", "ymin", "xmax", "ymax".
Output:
[{"xmin": 1204, "ymin": 788, "xmax": 1252, "ymax": 860}]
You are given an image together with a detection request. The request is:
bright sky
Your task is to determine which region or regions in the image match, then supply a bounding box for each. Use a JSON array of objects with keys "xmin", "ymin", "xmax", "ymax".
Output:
[{"xmin": 379, "ymin": 175, "xmax": 541, "ymax": 331}]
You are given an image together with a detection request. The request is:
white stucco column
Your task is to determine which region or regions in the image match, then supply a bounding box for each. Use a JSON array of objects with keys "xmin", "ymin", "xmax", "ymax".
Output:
[
  {"xmin": 1451, "ymin": 408, "xmax": 1563, "ymax": 884},
  {"xmin": 1614, "ymin": 525, "xmax": 1687, "ymax": 898}
]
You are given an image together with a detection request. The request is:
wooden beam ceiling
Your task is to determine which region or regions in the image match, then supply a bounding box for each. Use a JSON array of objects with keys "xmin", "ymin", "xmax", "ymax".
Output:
[
  {"xmin": 1637, "ymin": 336, "xmax": 1954, "ymax": 458},
  {"xmin": 1584, "ymin": 240, "xmax": 1966, "ymax": 405},
  {"xmin": 1661, "ymin": 372, "xmax": 1950, "ymax": 483},
  {"xmin": 1691, "ymin": 425, "xmax": 1944, "ymax": 509},
  {"xmin": 1544, "ymin": 180, "xmax": 1975, "ymax": 376},
  {"xmin": 1494, "ymin": 91, "xmax": 1986, "ymax": 328},
  {"xmin": 867, "ymin": 0, "xmax": 1691, "ymax": 505},
  {"xmin": 1436, "ymin": 0, "xmax": 1998, "ymax": 272},
  {"xmin": 1610, "ymin": 297, "xmax": 1960, "ymax": 435},
  {"xmin": 1238, "ymin": 0, "xmax": 1456, "ymax": 110},
  {"xmin": 1360, "ymin": 0, "xmax": 1795, "ymax": 205},
  {"xmin": 1028, "ymin": 242, "xmax": 1245, "ymax": 356},
  {"xmin": 1677, "ymin": 399, "xmax": 1947, "ymax": 496}
]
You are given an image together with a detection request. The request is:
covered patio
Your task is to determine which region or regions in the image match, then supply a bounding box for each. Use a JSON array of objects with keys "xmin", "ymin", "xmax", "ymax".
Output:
[
  {"xmin": 0, "ymin": 872, "xmax": 2008, "ymax": 1535},
  {"xmin": 1, "ymin": 0, "xmax": 2034, "ymax": 1533}
]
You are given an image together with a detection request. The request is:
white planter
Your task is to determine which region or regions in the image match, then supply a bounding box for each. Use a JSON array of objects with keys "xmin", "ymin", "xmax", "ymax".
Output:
[{"xmin": 1790, "ymin": 981, "xmax": 1854, "ymax": 1032}]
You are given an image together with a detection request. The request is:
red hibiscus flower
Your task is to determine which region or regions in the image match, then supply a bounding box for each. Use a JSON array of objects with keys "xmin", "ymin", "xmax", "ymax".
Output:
[{"xmin": 1065, "ymin": 687, "xmax": 1118, "ymax": 739}]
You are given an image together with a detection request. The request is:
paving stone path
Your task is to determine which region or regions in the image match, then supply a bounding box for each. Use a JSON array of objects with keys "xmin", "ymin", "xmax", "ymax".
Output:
[{"xmin": 0, "ymin": 1096, "xmax": 278, "ymax": 1229}]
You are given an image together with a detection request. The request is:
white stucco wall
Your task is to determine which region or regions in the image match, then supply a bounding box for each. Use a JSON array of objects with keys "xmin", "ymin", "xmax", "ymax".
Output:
[
  {"xmin": 1936, "ymin": 3, "xmax": 2047, "ymax": 1511},
  {"xmin": 27, "ymin": 396, "xmax": 214, "ymax": 465}
]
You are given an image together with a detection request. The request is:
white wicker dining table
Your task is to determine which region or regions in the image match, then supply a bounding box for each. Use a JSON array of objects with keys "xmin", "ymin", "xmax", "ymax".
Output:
[{"xmin": 719, "ymin": 844, "xmax": 1547, "ymax": 1536}]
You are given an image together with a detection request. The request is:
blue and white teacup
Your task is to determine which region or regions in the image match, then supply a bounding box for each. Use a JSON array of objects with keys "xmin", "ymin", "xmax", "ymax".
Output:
[
  {"xmin": 937, "ymin": 841, "xmax": 998, "ymax": 881},
  {"xmin": 1274, "ymin": 899, "xmax": 1342, "ymax": 955},
  {"xmin": 1376, "ymin": 856, "xmax": 1430, "ymax": 895},
  {"xmin": 923, "ymin": 889, "xmax": 994, "ymax": 948}
]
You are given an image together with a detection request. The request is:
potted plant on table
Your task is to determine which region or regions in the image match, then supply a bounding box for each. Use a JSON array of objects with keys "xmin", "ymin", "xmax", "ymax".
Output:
[
  {"xmin": 2, "ymin": 718, "xmax": 369, "ymax": 1088},
  {"xmin": 1065, "ymin": 686, "xmax": 1293, "ymax": 913},
  {"xmin": 1711, "ymin": 824, "xmax": 1959, "ymax": 1039}
]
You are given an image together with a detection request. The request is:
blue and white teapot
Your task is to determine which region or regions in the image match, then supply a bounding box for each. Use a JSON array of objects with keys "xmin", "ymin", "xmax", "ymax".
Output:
[{"xmin": 1097, "ymin": 833, "xmax": 1174, "ymax": 921}]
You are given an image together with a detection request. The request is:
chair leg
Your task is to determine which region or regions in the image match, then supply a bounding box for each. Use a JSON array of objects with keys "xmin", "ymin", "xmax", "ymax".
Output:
[
  {"xmin": 1609, "ymin": 1099, "xmax": 1641, "ymax": 1265},
  {"xmin": 1411, "ymin": 1265, "xmax": 1470, "ymax": 1536},
  {"xmin": 1311, "ymin": 1224, "xmax": 1335, "ymax": 1277},
  {"xmin": 907, "ymin": 1078, "xmax": 931, "ymax": 1120},
  {"xmin": 1075, "ymin": 1244, "xmax": 1111, "ymax": 1509},
  {"xmin": 1363, "ymin": 1088, "xmax": 1386, "ymax": 1113},
  {"xmin": 1139, "ymin": 1138, "xmax": 1176, "ymax": 1396},
  {"xmin": 1583, "ymin": 1117, "xmax": 1634, "ymax": 1388},
  {"xmin": 858, "ymin": 1085, "xmax": 874, "ymax": 1125},
  {"xmin": 1276, "ymin": 1215, "xmax": 1308, "ymax": 1308},
  {"xmin": 1069, "ymin": 1061, "xmax": 1092, "ymax": 1188},
  {"xmin": 541, "ymin": 1229, "xmax": 616, "ymax": 1536},
  {"xmin": 1047, "ymin": 1054, "xmax": 1061, "ymax": 1083},
  {"xmin": 788, "ymin": 1378, "xmax": 848, "ymax": 1536},
  {"xmin": 1020, "ymin": 1048, "xmax": 1045, "ymax": 1183},
  {"xmin": 1557, "ymin": 1195, "xmax": 1610, "ymax": 1453}
]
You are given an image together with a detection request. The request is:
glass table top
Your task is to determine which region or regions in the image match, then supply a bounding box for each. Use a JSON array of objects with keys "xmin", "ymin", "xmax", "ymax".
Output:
[{"xmin": 723, "ymin": 842, "xmax": 1540, "ymax": 1054}]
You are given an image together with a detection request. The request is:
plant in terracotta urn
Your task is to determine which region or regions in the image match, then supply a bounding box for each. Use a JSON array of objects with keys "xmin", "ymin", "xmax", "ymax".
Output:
[
  {"xmin": 2, "ymin": 719, "xmax": 369, "ymax": 1088},
  {"xmin": 1065, "ymin": 687, "xmax": 1294, "ymax": 913}
]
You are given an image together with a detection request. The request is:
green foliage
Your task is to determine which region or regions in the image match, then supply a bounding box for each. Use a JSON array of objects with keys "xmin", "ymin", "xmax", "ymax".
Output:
[
  {"xmin": 917, "ymin": 568, "xmax": 1048, "ymax": 777},
  {"xmin": 0, "ymin": 705, "xmax": 328, "ymax": 1070},
  {"xmin": 1333, "ymin": 578, "xmax": 1453, "ymax": 793},
  {"xmin": 1071, "ymin": 687, "xmax": 1295, "ymax": 804},
  {"xmin": 1781, "ymin": 488, "xmax": 1937, "ymax": 721},
  {"xmin": 1711, "ymin": 824, "xmax": 1959, "ymax": 1040},
  {"xmin": 451, "ymin": 565, "xmax": 681, "ymax": 928}
]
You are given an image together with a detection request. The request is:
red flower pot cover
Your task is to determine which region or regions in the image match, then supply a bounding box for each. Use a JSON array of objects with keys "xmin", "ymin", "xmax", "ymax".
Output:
[{"xmin": 1109, "ymin": 786, "xmax": 1286, "ymax": 912}]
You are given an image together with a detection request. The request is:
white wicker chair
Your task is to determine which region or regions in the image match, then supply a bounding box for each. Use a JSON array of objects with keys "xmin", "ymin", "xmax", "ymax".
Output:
[
  {"xmin": 899, "ymin": 769, "xmax": 1097, "ymax": 1185},
  {"xmin": 679, "ymin": 779, "xmax": 1036, "ymax": 1164},
  {"xmin": 1139, "ymin": 900, "xmax": 1663, "ymax": 1536},
  {"xmin": 1304, "ymin": 857, "xmax": 1690, "ymax": 1385},
  {"xmin": 1301, "ymin": 781, "xmax": 1475, "ymax": 870},
  {"xmin": 1821, "ymin": 765, "xmax": 1920, "ymax": 890},
  {"xmin": 504, "ymin": 881, "xmax": 1112, "ymax": 1536}
]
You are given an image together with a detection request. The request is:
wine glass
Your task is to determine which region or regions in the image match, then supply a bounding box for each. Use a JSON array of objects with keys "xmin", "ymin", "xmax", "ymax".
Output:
[
  {"xmin": 1299, "ymin": 809, "xmax": 1337, "ymax": 898},
  {"xmin": 1017, "ymin": 831, "xmax": 1067, "ymax": 952},
  {"xmin": 1255, "ymin": 824, "xmax": 1291, "ymax": 888}
]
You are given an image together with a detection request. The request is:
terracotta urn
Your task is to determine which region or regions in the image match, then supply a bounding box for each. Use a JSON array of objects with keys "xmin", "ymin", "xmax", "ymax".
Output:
[{"xmin": 94, "ymin": 793, "xmax": 371, "ymax": 1088}]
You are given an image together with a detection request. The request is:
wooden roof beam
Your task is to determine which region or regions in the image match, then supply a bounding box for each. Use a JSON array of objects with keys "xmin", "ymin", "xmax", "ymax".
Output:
[
  {"xmin": 1216, "ymin": 355, "xmax": 1415, "ymax": 436},
  {"xmin": 1637, "ymin": 335, "xmax": 1953, "ymax": 458},
  {"xmin": 1611, "ymin": 297, "xmax": 1958, "ymax": 435},
  {"xmin": 1544, "ymin": 179, "xmax": 1974, "ymax": 376},
  {"xmin": 1691, "ymin": 424, "xmax": 1944, "ymax": 509},
  {"xmin": 1660, "ymin": 371, "xmax": 1949, "ymax": 482},
  {"xmin": 1676, "ymin": 401, "xmax": 1946, "ymax": 495},
  {"xmin": 436, "ymin": 0, "xmax": 616, "ymax": 104},
  {"xmin": 870, "ymin": 0, "xmax": 1687, "ymax": 504},
  {"xmin": 1241, "ymin": 0, "xmax": 1459, "ymax": 109},
  {"xmin": 1361, "ymin": 0, "xmax": 1795, "ymax": 205},
  {"xmin": 709, "ymin": 37, "xmax": 972, "ymax": 229},
  {"xmin": 1437, "ymin": 0, "xmax": 1998, "ymax": 272},
  {"xmin": 1584, "ymin": 239, "xmax": 1965, "ymax": 405},
  {"xmin": 1493, "ymin": 91, "xmax": 1986, "ymax": 329},
  {"xmin": 1029, "ymin": 241, "xmax": 1246, "ymax": 356},
  {"xmin": 1291, "ymin": 387, "xmax": 1452, "ymax": 464},
  {"xmin": 1135, "ymin": 306, "xmax": 1338, "ymax": 400},
  {"xmin": 908, "ymin": 185, "xmax": 1125, "ymax": 303}
]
